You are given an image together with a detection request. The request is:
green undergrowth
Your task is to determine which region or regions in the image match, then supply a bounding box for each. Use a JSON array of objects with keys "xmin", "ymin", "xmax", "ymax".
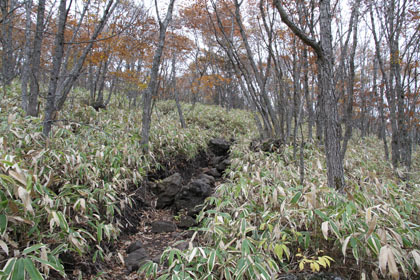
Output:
[
  {"xmin": 141, "ymin": 137, "xmax": 420, "ymax": 279},
  {"xmin": 0, "ymin": 82, "xmax": 255, "ymax": 279}
]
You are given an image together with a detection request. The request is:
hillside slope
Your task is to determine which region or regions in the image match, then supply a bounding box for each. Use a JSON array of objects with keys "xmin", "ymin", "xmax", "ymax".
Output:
[{"xmin": 0, "ymin": 83, "xmax": 419, "ymax": 279}]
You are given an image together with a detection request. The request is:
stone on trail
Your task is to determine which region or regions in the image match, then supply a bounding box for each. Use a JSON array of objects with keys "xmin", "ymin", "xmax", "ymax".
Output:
[
  {"xmin": 216, "ymin": 159, "xmax": 230, "ymax": 173},
  {"xmin": 124, "ymin": 241, "xmax": 149, "ymax": 273},
  {"xmin": 203, "ymin": 167, "xmax": 221, "ymax": 178},
  {"xmin": 153, "ymin": 173, "xmax": 183, "ymax": 209},
  {"xmin": 177, "ymin": 215, "xmax": 197, "ymax": 229},
  {"xmin": 174, "ymin": 176, "xmax": 213, "ymax": 213},
  {"xmin": 209, "ymin": 155, "xmax": 225, "ymax": 166},
  {"xmin": 126, "ymin": 241, "xmax": 144, "ymax": 254},
  {"xmin": 151, "ymin": 220, "xmax": 177, "ymax": 233},
  {"xmin": 209, "ymin": 138, "xmax": 231, "ymax": 156}
]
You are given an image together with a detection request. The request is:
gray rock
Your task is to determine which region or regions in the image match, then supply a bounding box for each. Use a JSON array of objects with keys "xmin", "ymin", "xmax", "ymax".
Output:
[
  {"xmin": 189, "ymin": 179, "xmax": 212, "ymax": 196},
  {"xmin": 197, "ymin": 173, "xmax": 215, "ymax": 185},
  {"xmin": 216, "ymin": 159, "xmax": 231, "ymax": 172},
  {"xmin": 173, "ymin": 241, "xmax": 189, "ymax": 251},
  {"xmin": 125, "ymin": 247, "xmax": 149, "ymax": 273},
  {"xmin": 126, "ymin": 241, "xmax": 144, "ymax": 254},
  {"xmin": 204, "ymin": 168, "xmax": 221, "ymax": 178},
  {"xmin": 151, "ymin": 255, "xmax": 161, "ymax": 264},
  {"xmin": 178, "ymin": 215, "xmax": 197, "ymax": 229},
  {"xmin": 175, "ymin": 195, "xmax": 204, "ymax": 213},
  {"xmin": 174, "ymin": 172, "xmax": 216, "ymax": 213},
  {"xmin": 154, "ymin": 173, "xmax": 183, "ymax": 209},
  {"xmin": 153, "ymin": 173, "xmax": 182, "ymax": 194},
  {"xmin": 187, "ymin": 205, "xmax": 203, "ymax": 217},
  {"xmin": 151, "ymin": 221, "xmax": 177, "ymax": 233},
  {"xmin": 209, "ymin": 138, "xmax": 230, "ymax": 156},
  {"xmin": 156, "ymin": 193, "xmax": 176, "ymax": 209},
  {"xmin": 209, "ymin": 156, "xmax": 224, "ymax": 166}
]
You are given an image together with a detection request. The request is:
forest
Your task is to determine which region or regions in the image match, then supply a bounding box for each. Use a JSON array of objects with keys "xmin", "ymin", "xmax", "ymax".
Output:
[{"xmin": 0, "ymin": 0, "xmax": 419, "ymax": 279}]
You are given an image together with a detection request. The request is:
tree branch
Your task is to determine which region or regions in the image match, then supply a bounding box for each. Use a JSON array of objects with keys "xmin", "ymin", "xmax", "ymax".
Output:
[{"xmin": 274, "ymin": 0, "xmax": 322, "ymax": 58}]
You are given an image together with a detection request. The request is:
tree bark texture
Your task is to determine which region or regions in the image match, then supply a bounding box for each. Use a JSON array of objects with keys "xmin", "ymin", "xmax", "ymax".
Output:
[
  {"xmin": 43, "ymin": 0, "xmax": 67, "ymax": 136},
  {"xmin": 275, "ymin": 0, "xmax": 345, "ymax": 189},
  {"xmin": 140, "ymin": 0, "xmax": 176, "ymax": 151},
  {"xmin": 27, "ymin": 0, "xmax": 46, "ymax": 117}
]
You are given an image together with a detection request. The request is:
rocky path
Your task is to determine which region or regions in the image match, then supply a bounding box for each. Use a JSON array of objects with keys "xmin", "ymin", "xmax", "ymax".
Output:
[{"xmin": 85, "ymin": 138, "xmax": 232, "ymax": 279}]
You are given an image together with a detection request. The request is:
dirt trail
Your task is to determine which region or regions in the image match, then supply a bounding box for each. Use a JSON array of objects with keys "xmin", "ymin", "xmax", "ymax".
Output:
[{"xmin": 79, "ymin": 139, "xmax": 232, "ymax": 280}]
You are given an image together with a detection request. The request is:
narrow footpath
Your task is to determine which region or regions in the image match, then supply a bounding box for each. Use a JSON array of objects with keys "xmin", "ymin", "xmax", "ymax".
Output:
[{"xmin": 87, "ymin": 138, "xmax": 232, "ymax": 279}]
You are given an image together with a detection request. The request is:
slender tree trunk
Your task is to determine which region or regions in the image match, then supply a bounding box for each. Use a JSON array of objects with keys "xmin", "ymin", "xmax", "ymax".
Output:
[
  {"xmin": 89, "ymin": 64, "xmax": 95, "ymax": 102},
  {"xmin": 140, "ymin": 0, "xmax": 176, "ymax": 151},
  {"xmin": 360, "ymin": 54, "xmax": 367, "ymax": 138},
  {"xmin": 392, "ymin": 37, "xmax": 411, "ymax": 171},
  {"xmin": 54, "ymin": 0, "xmax": 117, "ymax": 111},
  {"xmin": 43, "ymin": 0, "xmax": 67, "ymax": 136},
  {"xmin": 171, "ymin": 55, "xmax": 186, "ymax": 128},
  {"xmin": 275, "ymin": 0, "xmax": 344, "ymax": 189},
  {"xmin": 319, "ymin": 0, "xmax": 345, "ymax": 189},
  {"xmin": 95, "ymin": 58, "xmax": 110, "ymax": 106},
  {"xmin": 21, "ymin": 0, "xmax": 33, "ymax": 112},
  {"xmin": 341, "ymin": 4, "xmax": 360, "ymax": 160},
  {"xmin": 302, "ymin": 48, "xmax": 313, "ymax": 141},
  {"xmin": 233, "ymin": 0, "xmax": 280, "ymax": 137},
  {"xmin": 315, "ymin": 60, "xmax": 324, "ymax": 142},
  {"xmin": 299, "ymin": 122, "xmax": 305, "ymax": 185},
  {"xmin": 379, "ymin": 79, "xmax": 390, "ymax": 161},
  {"xmin": 105, "ymin": 59, "xmax": 122, "ymax": 106},
  {"xmin": 1, "ymin": 0, "xmax": 16, "ymax": 86},
  {"xmin": 27, "ymin": 0, "xmax": 46, "ymax": 117},
  {"xmin": 292, "ymin": 42, "xmax": 301, "ymax": 160}
]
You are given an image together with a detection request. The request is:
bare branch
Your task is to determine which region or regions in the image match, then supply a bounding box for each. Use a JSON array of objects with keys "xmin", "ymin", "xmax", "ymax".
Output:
[{"xmin": 274, "ymin": 0, "xmax": 322, "ymax": 58}]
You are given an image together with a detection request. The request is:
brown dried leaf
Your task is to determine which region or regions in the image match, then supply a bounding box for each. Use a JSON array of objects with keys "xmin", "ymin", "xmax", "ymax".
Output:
[
  {"xmin": 41, "ymin": 246, "xmax": 49, "ymax": 274},
  {"xmin": 9, "ymin": 170, "xmax": 27, "ymax": 186},
  {"xmin": 0, "ymin": 239, "xmax": 9, "ymax": 255},
  {"xmin": 342, "ymin": 235, "xmax": 352, "ymax": 259},
  {"xmin": 18, "ymin": 187, "xmax": 34, "ymax": 214},
  {"xmin": 366, "ymin": 215, "xmax": 377, "ymax": 239},
  {"xmin": 411, "ymin": 250, "xmax": 420, "ymax": 269},
  {"xmin": 387, "ymin": 248, "xmax": 399, "ymax": 280},
  {"xmin": 8, "ymin": 215, "xmax": 34, "ymax": 226},
  {"xmin": 321, "ymin": 221, "xmax": 329, "ymax": 240}
]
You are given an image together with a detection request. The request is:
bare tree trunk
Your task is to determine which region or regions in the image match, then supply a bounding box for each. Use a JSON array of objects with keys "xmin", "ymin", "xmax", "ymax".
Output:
[
  {"xmin": 43, "ymin": 0, "xmax": 67, "ymax": 136},
  {"xmin": 341, "ymin": 1, "xmax": 360, "ymax": 160},
  {"xmin": 302, "ymin": 48, "xmax": 314, "ymax": 141},
  {"xmin": 105, "ymin": 60, "xmax": 122, "ymax": 106},
  {"xmin": 89, "ymin": 64, "xmax": 95, "ymax": 101},
  {"xmin": 369, "ymin": 4, "xmax": 399, "ymax": 168},
  {"xmin": 0, "ymin": 0, "xmax": 16, "ymax": 86},
  {"xmin": 315, "ymin": 60, "xmax": 324, "ymax": 142},
  {"xmin": 292, "ymin": 41, "xmax": 302, "ymax": 160},
  {"xmin": 319, "ymin": 0, "xmax": 345, "ymax": 189},
  {"xmin": 95, "ymin": 58, "xmax": 110, "ymax": 107},
  {"xmin": 233, "ymin": 0, "xmax": 280, "ymax": 137},
  {"xmin": 378, "ymin": 76, "xmax": 390, "ymax": 161},
  {"xmin": 299, "ymin": 122, "xmax": 305, "ymax": 185},
  {"xmin": 275, "ymin": 0, "xmax": 344, "ymax": 189},
  {"xmin": 21, "ymin": 0, "xmax": 33, "ymax": 112},
  {"xmin": 27, "ymin": 0, "xmax": 46, "ymax": 117},
  {"xmin": 171, "ymin": 54, "xmax": 186, "ymax": 128},
  {"xmin": 360, "ymin": 49, "xmax": 368, "ymax": 138},
  {"xmin": 140, "ymin": 0, "xmax": 176, "ymax": 151},
  {"xmin": 54, "ymin": 0, "xmax": 117, "ymax": 111},
  {"xmin": 369, "ymin": 1, "xmax": 413, "ymax": 171}
]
